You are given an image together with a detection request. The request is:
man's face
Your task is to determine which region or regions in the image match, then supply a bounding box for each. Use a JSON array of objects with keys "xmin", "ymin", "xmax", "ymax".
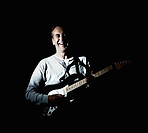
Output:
[{"xmin": 52, "ymin": 26, "xmax": 68, "ymax": 53}]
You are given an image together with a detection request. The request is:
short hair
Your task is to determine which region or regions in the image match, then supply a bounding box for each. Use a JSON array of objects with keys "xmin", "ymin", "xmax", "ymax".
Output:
[{"xmin": 50, "ymin": 24, "xmax": 68, "ymax": 38}]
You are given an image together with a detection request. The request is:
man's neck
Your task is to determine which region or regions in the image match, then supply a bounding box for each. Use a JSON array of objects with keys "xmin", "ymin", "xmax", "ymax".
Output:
[{"xmin": 55, "ymin": 52, "xmax": 68, "ymax": 59}]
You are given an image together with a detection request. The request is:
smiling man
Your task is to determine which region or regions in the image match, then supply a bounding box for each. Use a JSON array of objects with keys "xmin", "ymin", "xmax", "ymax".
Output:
[{"xmin": 25, "ymin": 25, "xmax": 92, "ymax": 118}]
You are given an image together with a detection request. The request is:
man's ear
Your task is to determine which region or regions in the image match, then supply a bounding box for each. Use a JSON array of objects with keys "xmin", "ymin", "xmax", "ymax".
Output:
[{"xmin": 52, "ymin": 38, "xmax": 55, "ymax": 45}]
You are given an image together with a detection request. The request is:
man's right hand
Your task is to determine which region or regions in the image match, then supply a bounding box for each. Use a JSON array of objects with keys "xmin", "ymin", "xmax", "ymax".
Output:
[{"xmin": 48, "ymin": 94, "xmax": 64, "ymax": 105}]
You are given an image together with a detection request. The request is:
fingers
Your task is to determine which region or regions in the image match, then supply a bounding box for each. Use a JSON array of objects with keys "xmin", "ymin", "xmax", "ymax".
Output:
[
  {"xmin": 48, "ymin": 94, "xmax": 65, "ymax": 106},
  {"xmin": 49, "ymin": 94, "xmax": 63, "ymax": 102}
]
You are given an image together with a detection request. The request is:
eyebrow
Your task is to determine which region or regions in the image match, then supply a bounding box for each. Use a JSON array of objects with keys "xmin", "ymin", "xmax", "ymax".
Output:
[{"xmin": 55, "ymin": 33, "xmax": 60, "ymax": 36}]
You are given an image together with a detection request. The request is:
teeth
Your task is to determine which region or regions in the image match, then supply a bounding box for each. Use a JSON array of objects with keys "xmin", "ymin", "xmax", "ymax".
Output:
[{"xmin": 58, "ymin": 43, "xmax": 64, "ymax": 45}]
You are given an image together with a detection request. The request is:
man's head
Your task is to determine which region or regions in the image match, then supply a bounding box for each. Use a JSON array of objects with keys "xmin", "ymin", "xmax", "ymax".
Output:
[{"xmin": 51, "ymin": 25, "xmax": 69, "ymax": 53}]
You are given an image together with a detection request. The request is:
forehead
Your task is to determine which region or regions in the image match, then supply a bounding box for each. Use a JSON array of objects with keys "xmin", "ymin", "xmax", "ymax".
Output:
[{"xmin": 52, "ymin": 26, "xmax": 64, "ymax": 34}]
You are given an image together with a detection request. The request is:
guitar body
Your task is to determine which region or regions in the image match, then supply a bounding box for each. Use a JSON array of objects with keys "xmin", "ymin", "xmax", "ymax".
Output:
[{"xmin": 42, "ymin": 74, "xmax": 86, "ymax": 117}]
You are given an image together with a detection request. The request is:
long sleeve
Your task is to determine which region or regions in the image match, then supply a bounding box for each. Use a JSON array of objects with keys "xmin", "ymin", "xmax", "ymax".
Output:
[{"xmin": 25, "ymin": 60, "xmax": 49, "ymax": 105}]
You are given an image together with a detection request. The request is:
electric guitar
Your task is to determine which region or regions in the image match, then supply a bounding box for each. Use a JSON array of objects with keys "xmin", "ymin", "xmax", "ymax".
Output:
[{"xmin": 42, "ymin": 60, "xmax": 132, "ymax": 117}]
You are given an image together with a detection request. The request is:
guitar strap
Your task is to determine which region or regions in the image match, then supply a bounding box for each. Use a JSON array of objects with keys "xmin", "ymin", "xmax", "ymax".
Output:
[{"xmin": 60, "ymin": 56, "xmax": 89, "ymax": 82}]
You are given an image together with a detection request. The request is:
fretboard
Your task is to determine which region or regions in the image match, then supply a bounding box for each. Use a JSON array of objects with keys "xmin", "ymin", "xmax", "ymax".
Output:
[
  {"xmin": 66, "ymin": 65, "xmax": 113, "ymax": 93},
  {"xmin": 66, "ymin": 78, "xmax": 87, "ymax": 93},
  {"xmin": 92, "ymin": 65, "xmax": 113, "ymax": 78}
]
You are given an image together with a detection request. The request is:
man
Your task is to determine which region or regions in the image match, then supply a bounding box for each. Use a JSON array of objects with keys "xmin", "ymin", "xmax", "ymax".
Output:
[{"xmin": 25, "ymin": 25, "xmax": 92, "ymax": 119}]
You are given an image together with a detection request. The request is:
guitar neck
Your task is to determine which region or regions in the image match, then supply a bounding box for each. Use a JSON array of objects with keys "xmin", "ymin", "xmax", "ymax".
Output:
[
  {"xmin": 92, "ymin": 65, "xmax": 113, "ymax": 78},
  {"xmin": 66, "ymin": 65, "xmax": 113, "ymax": 93},
  {"xmin": 66, "ymin": 78, "xmax": 87, "ymax": 93}
]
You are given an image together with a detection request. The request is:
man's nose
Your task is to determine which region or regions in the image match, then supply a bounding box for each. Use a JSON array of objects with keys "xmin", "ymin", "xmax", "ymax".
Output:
[{"xmin": 59, "ymin": 36, "xmax": 64, "ymax": 44}]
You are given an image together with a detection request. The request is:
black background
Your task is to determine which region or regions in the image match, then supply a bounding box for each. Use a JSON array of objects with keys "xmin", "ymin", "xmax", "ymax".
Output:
[{"xmin": 2, "ymin": 2, "xmax": 146, "ymax": 132}]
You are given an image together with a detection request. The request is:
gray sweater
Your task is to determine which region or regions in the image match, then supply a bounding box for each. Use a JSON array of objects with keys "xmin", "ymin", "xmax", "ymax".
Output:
[{"xmin": 25, "ymin": 54, "xmax": 90, "ymax": 105}]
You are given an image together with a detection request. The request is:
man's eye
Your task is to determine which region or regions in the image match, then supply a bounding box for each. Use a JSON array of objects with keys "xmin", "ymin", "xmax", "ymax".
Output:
[
  {"xmin": 63, "ymin": 34, "xmax": 67, "ymax": 38},
  {"xmin": 56, "ymin": 34, "xmax": 60, "ymax": 38}
]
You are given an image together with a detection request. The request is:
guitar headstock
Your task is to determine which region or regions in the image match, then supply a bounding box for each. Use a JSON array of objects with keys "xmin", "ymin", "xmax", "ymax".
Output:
[{"xmin": 114, "ymin": 60, "xmax": 132, "ymax": 70}]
